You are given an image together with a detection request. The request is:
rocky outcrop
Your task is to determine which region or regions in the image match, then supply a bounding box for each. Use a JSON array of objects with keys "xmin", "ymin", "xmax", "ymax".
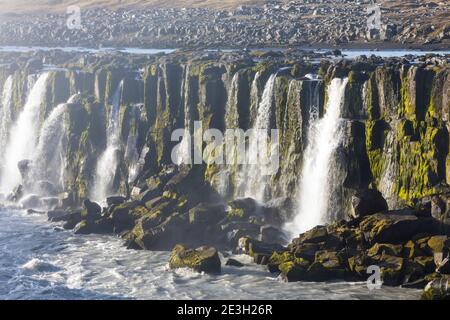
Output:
[{"xmin": 169, "ymin": 244, "xmax": 221, "ymax": 274}]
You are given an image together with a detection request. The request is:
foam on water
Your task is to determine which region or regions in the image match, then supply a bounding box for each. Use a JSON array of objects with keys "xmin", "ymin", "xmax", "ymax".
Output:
[{"xmin": 0, "ymin": 208, "xmax": 421, "ymax": 300}]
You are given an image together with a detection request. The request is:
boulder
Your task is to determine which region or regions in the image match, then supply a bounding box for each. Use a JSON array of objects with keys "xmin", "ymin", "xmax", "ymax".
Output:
[
  {"xmin": 259, "ymin": 225, "xmax": 286, "ymax": 244},
  {"xmin": 73, "ymin": 218, "xmax": 114, "ymax": 235},
  {"xmin": 83, "ymin": 199, "xmax": 102, "ymax": 215},
  {"xmin": 169, "ymin": 244, "xmax": 221, "ymax": 274},
  {"xmin": 189, "ymin": 203, "xmax": 226, "ymax": 225},
  {"xmin": 47, "ymin": 210, "xmax": 70, "ymax": 222},
  {"xmin": 359, "ymin": 211, "xmax": 434, "ymax": 244},
  {"xmin": 351, "ymin": 189, "xmax": 388, "ymax": 218},
  {"xmin": 225, "ymin": 258, "xmax": 244, "ymax": 267},
  {"xmin": 106, "ymin": 196, "xmax": 126, "ymax": 207},
  {"xmin": 422, "ymin": 276, "xmax": 450, "ymax": 300}
]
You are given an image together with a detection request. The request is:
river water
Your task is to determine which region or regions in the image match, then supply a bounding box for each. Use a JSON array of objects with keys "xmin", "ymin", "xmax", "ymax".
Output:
[{"xmin": 0, "ymin": 208, "xmax": 421, "ymax": 300}]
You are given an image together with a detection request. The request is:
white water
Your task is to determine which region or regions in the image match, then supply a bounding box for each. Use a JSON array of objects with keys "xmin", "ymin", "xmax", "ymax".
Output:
[
  {"xmin": 0, "ymin": 73, "xmax": 50, "ymax": 194},
  {"xmin": 0, "ymin": 208, "xmax": 421, "ymax": 300},
  {"xmin": 91, "ymin": 80, "xmax": 124, "ymax": 202},
  {"xmin": 286, "ymin": 78, "xmax": 348, "ymax": 237},
  {"xmin": 239, "ymin": 74, "xmax": 277, "ymax": 202},
  {"xmin": 30, "ymin": 103, "xmax": 67, "ymax": 193},
  {"xmin": 0, "ymin": 75, "xmax": 13, "ymax": 153}
]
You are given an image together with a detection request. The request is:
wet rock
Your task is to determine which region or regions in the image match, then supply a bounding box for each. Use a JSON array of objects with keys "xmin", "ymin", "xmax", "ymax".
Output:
[
  {"xmin": 239, "ymin": 237, "xmax": 285, "ymax": 265},
  {"xmin": 82, "ymin": 199, "xmax": 102, "ymax": 216},
  {"xmin": 351, "ymin": 189, "xmax": 388, "ymax": 218},
  {"xmin": 106, "ymin": 196, "xmax": 126, "ymax": 207},
  {"xmin": 73, "ymin": 218, "xmax": 114, "ymax": 235},
  {"xmin": 359, "ymin": 211, "xmax": 434, "ymax": 244},
  {"xmin": 47, "ymin": 210, "xmax": 69, "ymax": 222},
  {"xmin": 259, "ymin": 225, "xmax": 286, "ymax": 244},
  {"xmin": 169, "ymin": 244, "xmax": 221, "ymax": 274},
  {"xmin": 422, "ymin": 276, "xmax": 450, "ymax": 300},
  {"xmin": 189, "ymin": 203, "xmax": 226, "ymax": 225},
  {"xmin": 225, "ymin": 258, "xmax": 244, "ymax": 267}
]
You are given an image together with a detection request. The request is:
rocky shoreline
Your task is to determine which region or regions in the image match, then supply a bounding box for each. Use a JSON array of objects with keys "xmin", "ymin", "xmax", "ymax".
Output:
[
  {"xmin": 0, "ymin": 48, "xmax": 449, "ymax": 299},
  {"xmin": 1, "ymin": 0, "xmax": 449, "ymax": 50}
]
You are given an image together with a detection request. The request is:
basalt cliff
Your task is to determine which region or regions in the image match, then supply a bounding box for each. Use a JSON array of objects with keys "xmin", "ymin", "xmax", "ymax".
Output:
[{"xmin": 0, "ymin": 49, "xmax": 450, "ymax": 298}]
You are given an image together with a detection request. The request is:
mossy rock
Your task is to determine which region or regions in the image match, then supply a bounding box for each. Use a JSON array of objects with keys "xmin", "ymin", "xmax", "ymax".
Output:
[
  {"xmin": 169, "ymin": 244, "xmax": 221, "ymax": 274},
  {"xmin": 367, "ymin": 243, "xmax": 403, "ymax": 257},
  {"xmin": 422, "ymin": 276, "xmax": 450, "ymax": 300}
]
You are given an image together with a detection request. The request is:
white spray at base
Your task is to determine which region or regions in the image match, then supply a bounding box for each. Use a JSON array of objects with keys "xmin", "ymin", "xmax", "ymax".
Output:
[
  {"xmin": 91, "ymin": 80, "xmax": 124, "ymax": 203},
  {"xmin": 0, "ymin": 72, "xmax": 50, "ymax": 193},
  {"xmin": 285, "ymin": 78, "xmax": 349, "ymax": 238}
]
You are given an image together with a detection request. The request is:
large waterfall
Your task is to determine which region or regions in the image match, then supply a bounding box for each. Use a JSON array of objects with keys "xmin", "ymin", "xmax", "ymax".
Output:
[
  {"xmin": 0, "ymin": 72, "xmax": 50, "ymax": 193},
  {"xmin": 91, "ymin": 80, "xmax": 124, "ymax": 202},
  {"xmin": 286, "ymin": 78, "xmax": 349, "ymax": 237}
]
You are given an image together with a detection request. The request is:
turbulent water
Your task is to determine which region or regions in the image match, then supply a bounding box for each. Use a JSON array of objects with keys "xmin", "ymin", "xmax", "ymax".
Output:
[
  {"xmin": 286, "ymin": 78, "xmax": 349, "ymax": 236},
  {"xmin": 0, "ymin": 73, "xmax": 50, "ymax": 193},
  {"xmin": 0, "ymin": 208, "xmax": 421, "ymax": 300}
]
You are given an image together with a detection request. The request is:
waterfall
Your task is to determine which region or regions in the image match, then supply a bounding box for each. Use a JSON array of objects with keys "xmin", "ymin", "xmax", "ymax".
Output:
[
  {"xmin": 241, "ymin": 73, "xmax": 277, "ymax": 202},
  {"xmin": 91, "ymin": 80, "xmax": 124, "ymax": 202},
  {"xmin": 174, "ymin": 65, "xmax": 192, "ymax": 165},
  {"xmin": 0, "ymin": 72, "xmax": 50, "ymax": 193},
  {"xmin": 30, "ymin": 103, "xmax": 67, "ymax": 193},
  {"xmin": 286, "ymin": 78, "xmax": 349, "ymax": 237},
  {"xmin": 0, "ymin": 75, "xmax": 13, "ymax": 153}
]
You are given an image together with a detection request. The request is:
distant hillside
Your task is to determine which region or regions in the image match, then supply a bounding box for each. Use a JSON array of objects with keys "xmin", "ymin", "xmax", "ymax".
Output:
[{"xmin": 0, "ymin": 0, "xmax": 267, "ymax": 14}]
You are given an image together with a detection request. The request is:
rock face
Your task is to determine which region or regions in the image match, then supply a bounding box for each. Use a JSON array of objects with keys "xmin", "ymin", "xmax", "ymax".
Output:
[
  {"xmin": 1, "ymin": 48, "xmax": 450, "ymax": 294},
  {"xmin": 169, "ymin": 244, "xmax": 221, "ymax": 274}
]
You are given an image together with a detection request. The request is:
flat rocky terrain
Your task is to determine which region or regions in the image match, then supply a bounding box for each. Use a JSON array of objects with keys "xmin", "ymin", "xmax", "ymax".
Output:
[{"xmin": 0, "ymin": 0, "xmax": 448, "ymax": 49}]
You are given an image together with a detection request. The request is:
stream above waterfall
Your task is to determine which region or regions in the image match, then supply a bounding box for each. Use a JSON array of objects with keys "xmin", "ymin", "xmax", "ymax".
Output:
[{"xmin": 1, "ymin": 46, "xmax": 449, "ymax": 58}]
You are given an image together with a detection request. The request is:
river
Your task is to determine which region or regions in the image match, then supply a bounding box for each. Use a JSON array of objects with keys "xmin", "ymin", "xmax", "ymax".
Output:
[{"xmin": 0, "ymin": 208, "xmax": 421, "ymax": 300}]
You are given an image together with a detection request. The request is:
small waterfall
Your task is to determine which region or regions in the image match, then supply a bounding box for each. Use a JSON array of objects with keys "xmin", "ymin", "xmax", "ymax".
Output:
[
  {"xmin": 286, "ymin": 78, "xmax": 349, "ymax": 237},
  {"xmin": 91, "ymin": 80, "xmax": 124, "ymax": 202},
  {"xmin": 0, "ymin": 72, "xmax": 50, "ymax": 193},
  {"xmin": 241, "ymin": 73, "xmax": 277, "ymax": 202},
  {"xmin": 30, "ymin": 103, "xmax": 67, "ymax": 193},
  {"xmin": 174, "ymin": 65, "xmax": 193, "ymax": 165},
  {"xmin": 0, "ymin": 75, "xmax": 13, "ymax": 153}
]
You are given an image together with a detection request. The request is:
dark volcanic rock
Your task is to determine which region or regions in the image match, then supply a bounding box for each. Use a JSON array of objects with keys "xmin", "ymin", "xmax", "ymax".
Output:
[
  {"xmin": 351, "ymin": 189, "xmax": 388, "ymax": 218},
  {"xmin": 169, "ymin": 244, "xmax": 221, "ymax": 274}
]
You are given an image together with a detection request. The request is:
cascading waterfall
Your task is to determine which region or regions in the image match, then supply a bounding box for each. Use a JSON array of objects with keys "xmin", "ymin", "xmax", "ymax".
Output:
[
  {"xmin": 0, "ymin": 72, "xmax": 50, "ymax": 194},
  {"xmin": 30, "ymin": 103, "xmax": 68, "ymax": 193},
  {"xmin": 91, "ymin": 80, "xmax": 124, "ymax": 202},
  {"xmin": 285, "ymin": 78, "xmax": 349, "ymax": 237},
  {"xmin": 0, "ymin": 75, "xmax": 13, "ymax": 153},
  {"xmin": 174, "ymin": 65, "xmax": 193, "ymax": 165},
  {"xmin": 241, "ymin": 73, "xmax": 277, "ymax": 202}
]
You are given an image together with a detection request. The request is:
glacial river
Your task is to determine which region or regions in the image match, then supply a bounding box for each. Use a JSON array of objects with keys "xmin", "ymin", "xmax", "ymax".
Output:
[{"xmin": 0, "ymin": 208, "xmax": 421, "ymax": 300}]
